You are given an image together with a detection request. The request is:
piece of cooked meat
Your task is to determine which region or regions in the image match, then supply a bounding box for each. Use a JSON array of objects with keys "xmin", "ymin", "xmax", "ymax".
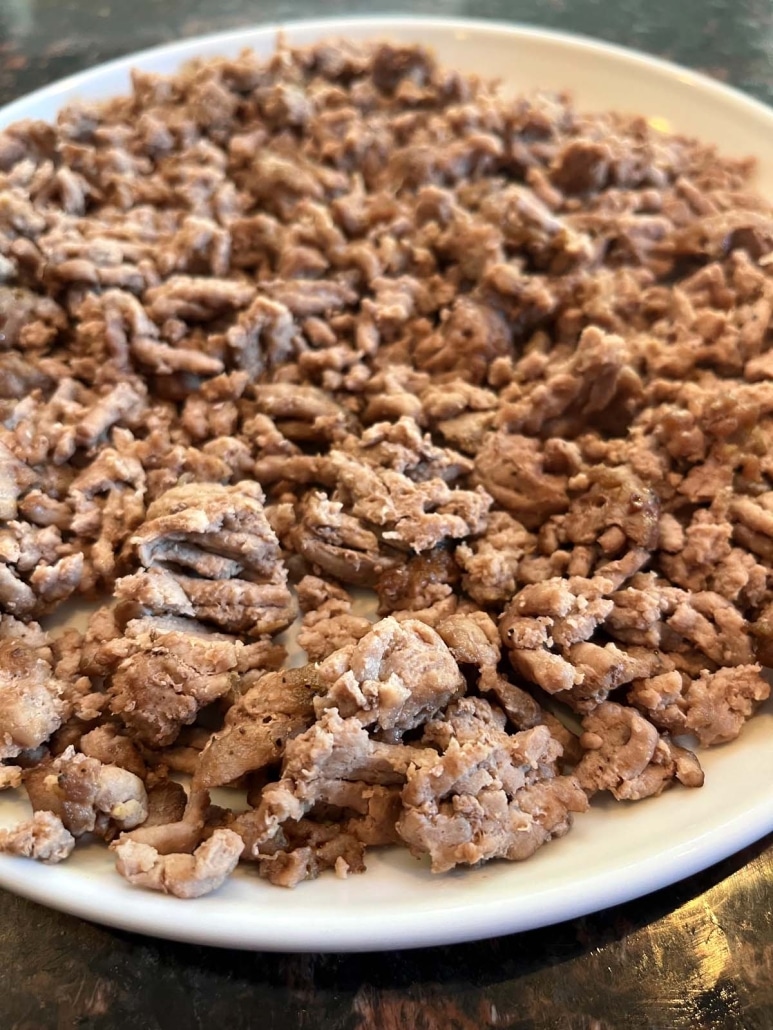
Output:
[
  {"xmin": 143, "ymin": 779, "xmax": 188, "ymax": 828},
  {"xmin": 473, "ymin": 432, "xmax": 571, "ymax": 530},
  {"xmin": 67, "ymin": 443, "xmax": 147, "ymax": 587},
  {"xmin": 326, "ymin": 449, "xmax": 492, "ymax": 554},
  {"xmin": 114, "ymin": 787, "xmax": 210, "ymax": 855},
  {"xmin": 313, "ymin": 616, "xmax": 466, "ymax": 734},
  {"xmin": 194, "ymin": 667, "xmax": 325, "ymax": 789},
  {"xmin": 120, "ymin": 481, "xmax": 297, "ymax": 636},
  {"xmin": 455, "ymin": 511, "xmax": 535, "ymax": 605},
  {"xmin": 297, "ymin": 583, "xmax": 373, "ymax": 663},
  {"xmin": 396, "ymin": 697, "xmax": 588, "ymax": 872},
  {"xmin": 0, "ymin": 765, "xmax": 22, "ymax": 790},
  {"xmin": 628, "ymin": 664, "xmax": 770, "ymax": 746},
  {"xmin": 477, "ymin": 667, "xmax": 582, "ymax": 765},
  {"xmin": 245, "ymin": 710, "xmax": 434, "ymax": 850},
  {"xmin": 575, "ymin": 702, "xmax": 704, "ymax": 800},
  {"xmin": 499, "ymin": 569, "xmax": 666, "ymax": 713},
  {"xmin": 24, "ymin": 745, "xmax": 148, "ymax": 838},
  {"xmin": 115, "ymin": 565, "xmax": 297, "ymax": 637},
  {"xmin": 496, "ymin": 326, "xmax": 643, "ymax": 438},
  {"xmin": 295, "ymin": 575, "xmax": 350, "ymax": 613},
  {"xmin": 113, "ymin": 828, "xmax": 244, "ymax": 898},
  {"xmin": 241, "ymin": 814, "xmax": 373, "ymax": 888},
  {"xmin": 78, "ymin": 724, "xmax": 147, "ymax": 779},
  {"xmin": 292, "ymin": 490, "xmax": 401, "ymax": 588},
  {"xmin": 0, "ymin": 810, "xmax": 75, "ymax": 863},
  {"xmin": 375, "ymin": 547, "xmax": 459, "ymax": 616},
  {"xmin": 130, "ymin": 481, "xmax": 280, "ymax": 577},
  {"xmin": 95, "ymin": 616, "xmax": 243, "ymax": 747},
  {"xmin": 0, "ymin": 520, "xmax": 84, "ymax": 619},
  {"xmin": 435, "ymin": 610, "xmax": 500, "ymax": 671},
  {"xmin": 0, "ymin": 637, "xmax": 66, "ymax": 760}
]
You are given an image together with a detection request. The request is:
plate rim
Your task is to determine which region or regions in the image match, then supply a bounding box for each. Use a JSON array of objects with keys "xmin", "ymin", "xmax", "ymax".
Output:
[
  {"xmin": 0, "ymin": 14, "xmax": 771, "ymax": 952},
  {"xmin": 0, "ymin": 778, "xmax": 770, "ymax": 951}
]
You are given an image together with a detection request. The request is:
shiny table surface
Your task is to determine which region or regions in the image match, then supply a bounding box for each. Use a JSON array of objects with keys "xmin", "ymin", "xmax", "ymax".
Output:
[{"xmin": 0, "ymin": 2, "xmax": 772, "ymax": 1027}]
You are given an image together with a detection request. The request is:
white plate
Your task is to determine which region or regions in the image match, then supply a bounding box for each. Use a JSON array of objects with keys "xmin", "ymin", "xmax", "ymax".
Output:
[{"xmin": 1, "ymin": 17, "xmax": 772, "ymax": 952}]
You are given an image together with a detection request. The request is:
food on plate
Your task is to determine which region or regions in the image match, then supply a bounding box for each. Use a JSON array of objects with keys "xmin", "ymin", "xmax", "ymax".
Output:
[{"xmin": 0, "ymin": 38, "xmax": 771, "ymax": 898}]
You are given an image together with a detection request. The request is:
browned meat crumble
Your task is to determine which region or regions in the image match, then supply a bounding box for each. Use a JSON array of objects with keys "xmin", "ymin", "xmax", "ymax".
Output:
[{"xmin": 0, "ymin": 39, "xmax": 771, "ymax": 899}]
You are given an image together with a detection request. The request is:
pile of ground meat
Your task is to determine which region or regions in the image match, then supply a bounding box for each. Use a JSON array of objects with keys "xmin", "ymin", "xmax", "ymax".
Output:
[{"xmin": 0, "ymin": 39, "xmax": 770, "ymax": 898}]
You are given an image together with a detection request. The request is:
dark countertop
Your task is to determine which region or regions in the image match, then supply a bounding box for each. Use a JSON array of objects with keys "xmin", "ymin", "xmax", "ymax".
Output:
[{"xmin": 0, "ymin": 3, "xmax": 772, "ymax": 1028}]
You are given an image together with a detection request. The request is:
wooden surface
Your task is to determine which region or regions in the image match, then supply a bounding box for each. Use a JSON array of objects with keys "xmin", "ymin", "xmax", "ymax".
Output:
[{"xmin": 0, "ymin": 2, "xmax": 772, "ymax": 1026}]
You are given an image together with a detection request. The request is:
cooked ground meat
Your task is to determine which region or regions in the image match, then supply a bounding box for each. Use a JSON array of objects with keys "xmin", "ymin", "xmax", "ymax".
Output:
[
  {"xmin": 473, "ymin": 431, "xmax": 570, "ymax": 530},
  {"xmin": 98, "ymin": 615, "xmax": 244, "ymax": 747},
  {"xmin": 477, "ymin": 666, "xmax": 582, "ymax": 765},
  {"xmin": 0, "ymin": 37, "xmax": 770, "ymax": 895},
  {"xmin": 193, "ymin": 666, "xmax": 325, "ymax": 789},
  {"xmin": 455, "ymin": 511, "xmax": 534, "ymax": 606},
  {"xmin": 435, "ymin": 609, "xmax": 501, "ymax": 671},
  {"xmin": 245, "ymin": 709, "xmax": 434, "ymax": 855},
  {"xmin": 397, "ymin": 698, "xmax": 589, "ymax": 872},
  {"xmin": 297, "ymin": 584, "xmax": 373, "ymax": 662},
  {"xmin": 24, "ymin": 745, "xmax": 148, "ymax": 838},
  {"xmin": 313, "ymin": 617, "xmax": 466, "ymax": 735},
  {"xmin": 0, "ymin": 635, "xmax": 66, "ymax": 760},
  {"xmin": 0, "ymin": 810, "xmax": 75, "ymax": 863},
  {"xmin": 628, "ymin": 664, "xmax": 770, "ymax": 746},
  {"xmin": 499, "ymin": 573, "xmax": 658, "ymax": 711},
  {"xmin": 292, "ymin": 491, "xmax": 401, "ymax": 587},
  {"xmin": 113, "ymin": 828, "xmax": 243, "ymax": 898},
  {"xmin": 575, "ymin": 702, "xmax": 704, "ymax": 800},
  {"xmin": 116, "ymin": 786, "xmax": 210, "ymax": 855},
  {"xmin": 79, "ymin": 724, "xmax": 147, "ymax": 779},
  {"xmin": 0, "ymin": 521, "xmax": 84, "ymax": 618},
  {"xmin": 0, "ymin": 765, "xmax": 23, "ymax": 790},
  {"xmin": 323, "ymin": 448, "xmax": 491, "ymax": 554},
  {"xmin": 83, "ymin": 608, "xmax": 284, "ymax": 748},
  {"xmin": 252, "ymin": 818, "xmax": 368, "ymax": 888},
  {"xmin": 120, "ymin": 481, "xmax": 297, "ymax": 636},
  {"xmin": 68, "ymin": 442, "xmax": 147, "ymax": 586},
  {"xmin": 375, "ymin": 546, "xmax": 459, "ymax": 615}
]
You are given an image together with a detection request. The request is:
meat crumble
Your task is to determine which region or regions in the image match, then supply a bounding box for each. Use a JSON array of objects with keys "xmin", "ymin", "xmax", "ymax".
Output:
[{"xmin": 0, "ymin": 39, "xmax": 771, "ymax": 899}]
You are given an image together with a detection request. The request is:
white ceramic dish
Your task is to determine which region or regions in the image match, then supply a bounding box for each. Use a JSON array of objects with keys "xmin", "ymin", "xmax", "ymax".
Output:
[{"xmin": 1, "ymin": 16, "xmax": 772, "ymax": 953}]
